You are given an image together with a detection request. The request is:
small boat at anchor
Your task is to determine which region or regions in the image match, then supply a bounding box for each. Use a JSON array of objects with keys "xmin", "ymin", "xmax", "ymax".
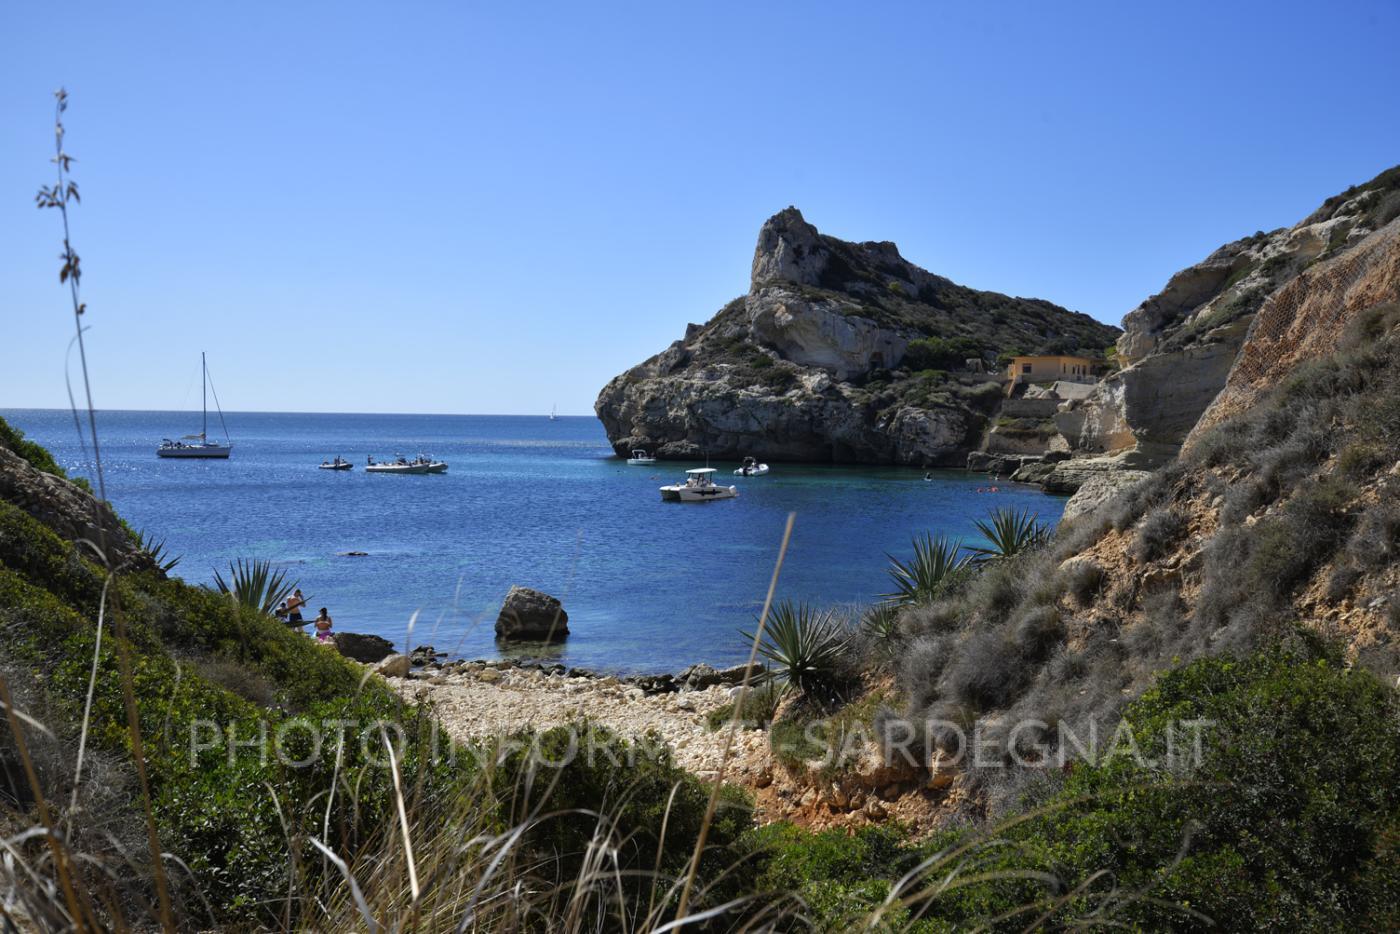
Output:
[
  {"xmin": 319, "ymin": 457, "xmax": 353, "ymax": 471},
  {"xmin": 734, "ymin": 456, "xmax": 769, "ymax": 477},
  {"xmin": 366, "ymin": 454, "xmax": 448, "ymax": 475},
  {"xmin": 659, "ymin": 467, "xmax": 738, "ymax": 502},
  {"xmin": 627, "ymin": 449, "xmax": 657, "ymax": 465}
]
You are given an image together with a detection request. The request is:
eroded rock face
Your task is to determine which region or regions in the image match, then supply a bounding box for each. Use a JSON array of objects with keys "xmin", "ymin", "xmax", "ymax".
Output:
[
  {"xmin": 596, "ymin": 208, "xmax": 1118, "ymax": 466},
  {"xmin": 495, "ymin": 586, "xmax": 570, "ymax": 642},
  {"xmin": 751, "ymin": 206, "xmax": 828, "ymax": 287},
  {"xmin": 0, "ymin": 446, "xmax": 149, "ymax": 571},
  {"xmin": 1070, "ymin": 166, "xmax": 1400, "ymax": 461},
  {"xmin": 1189, "ymin": 218, "xmax": 1400, "ymax": 444},
  {"xmin": 748, "ymin": 287, "xmax": 907, "ymax": 380}
]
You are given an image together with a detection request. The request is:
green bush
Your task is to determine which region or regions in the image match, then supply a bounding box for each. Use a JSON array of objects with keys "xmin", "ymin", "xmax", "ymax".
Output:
[
  {"xmin": 0, "ymin": 414, "xmax": 72, "ymax": 481},
  {"xmin": 1004, "ymin": 649, "xmax": 1400, "ymax": 929},
  {"xmin": 863, "ymin": 649, "xmax": 1400, "ymax": 929},
  {"xmin": 903, "ymin": 335, "xmax": 983, "ymax": 371},
  {"xmin": 494, "ymin": 723, "xmax": 754, "ymax": 905},
  {"xmin": 706, "ymin": 682, "xmax": 782, "ymax": 730}
]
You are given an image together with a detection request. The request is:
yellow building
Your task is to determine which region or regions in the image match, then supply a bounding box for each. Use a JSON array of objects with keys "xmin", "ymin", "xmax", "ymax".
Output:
[{"xmin": 1006, "ymin": 354, "xmax": 1096, "ymax": 386}]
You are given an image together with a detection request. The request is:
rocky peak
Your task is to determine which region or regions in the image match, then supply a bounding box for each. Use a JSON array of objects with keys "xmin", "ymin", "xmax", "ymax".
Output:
[
  {"xmin": 597, "ymin": 209, "xmax": 1117, "ymax": 466},
  {"xmin": 751, "ymin": 206, "xmax": 828, "ymax": 288}
]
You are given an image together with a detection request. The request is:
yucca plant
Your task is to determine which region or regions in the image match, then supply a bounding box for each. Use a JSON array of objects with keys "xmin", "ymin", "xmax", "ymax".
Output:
[
  {"xmin": 741, "ymin": 601, "xmax": 850, "ymax": 699},
  {"xmin": 885, "ymin": 533, "xmax": 970, "ymax": 606},
  {"xmin": 212, "ymin": 558, "xmax": 297, "ymax": 615},
  {"xmin": 132, "ymin": 527, "xmax": 181, "ymax": 573},
  {"xmin": 967, "ymin": 506, "xmax": 1051, "ymax": 565},
  {"xmin": 860, "ymin": 602, "xmax": 904, "ymax": 660}
]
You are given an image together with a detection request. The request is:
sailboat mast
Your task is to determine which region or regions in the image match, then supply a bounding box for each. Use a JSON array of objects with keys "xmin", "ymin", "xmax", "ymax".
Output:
[{"xmin": 202, "ymin": 351, "xmax": 208, "ymax": 441}]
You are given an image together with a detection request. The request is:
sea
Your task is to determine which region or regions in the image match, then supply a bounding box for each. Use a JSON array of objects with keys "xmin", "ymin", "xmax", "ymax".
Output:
[{"xmin": 1, "ymin": 409, "xmax": 1067, "ymax": 672}]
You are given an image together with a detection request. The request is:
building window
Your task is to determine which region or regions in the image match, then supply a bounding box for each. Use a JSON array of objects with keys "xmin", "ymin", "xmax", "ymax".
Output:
[{"xmin": 1021, "ymin": 364, "xmax": 1032, "ymax": 374}]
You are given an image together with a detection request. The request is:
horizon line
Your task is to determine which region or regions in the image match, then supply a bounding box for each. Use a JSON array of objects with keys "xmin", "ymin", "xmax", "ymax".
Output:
[{"xmin": 0, "ymin": 406, "xmax": 596, "ymax": 420}]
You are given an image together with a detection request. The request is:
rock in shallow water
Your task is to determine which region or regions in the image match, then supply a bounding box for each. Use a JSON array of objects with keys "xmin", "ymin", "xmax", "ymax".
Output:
[{"xmin": 495, "ymin": 586, "xmax": 570, "ymax": 642}]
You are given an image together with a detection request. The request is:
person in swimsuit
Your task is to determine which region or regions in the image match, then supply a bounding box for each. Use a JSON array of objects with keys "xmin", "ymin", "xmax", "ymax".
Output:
[
  {"xmin": 313, "ymin": 607, "xmax": 334, "ymax": 643},
  {"xmin": 285, "ymin": 589, "xmax": 307, "ymax": 627}
]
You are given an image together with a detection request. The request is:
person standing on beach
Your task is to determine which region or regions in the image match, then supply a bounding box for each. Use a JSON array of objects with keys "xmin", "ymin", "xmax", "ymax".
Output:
[
  {"xmin": 313, "ymin": 607, "xmax": 334, "ymax": 643},
  {"xmin": 285, "ymin": 589, "xmax": 307, "ymax": 627}
]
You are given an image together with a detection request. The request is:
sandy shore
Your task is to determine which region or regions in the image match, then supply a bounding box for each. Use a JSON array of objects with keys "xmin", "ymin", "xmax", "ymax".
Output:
[{"xmin": 387, "ymin": 662, "xmax": 773, "ymax": 782}]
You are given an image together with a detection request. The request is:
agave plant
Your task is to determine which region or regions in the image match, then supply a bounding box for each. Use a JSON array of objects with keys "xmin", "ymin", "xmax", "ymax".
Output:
[
  {"xmin": 741, "ymin": 601, "xmax": 850, "ymax": 699},
  {"xmin": 858, "ymin": 602, "xmax": 906, "ymax": 664},
  {"xmin": 967, "ymin": 507, "xmax": 1051, "ymax": 565},
  {"xmin": 884, "ymin": 533, "xmax": 970, "ymax": 606},
  {"xmin": 131, "ymin": 527, "xmax": 181, "ymax": 573},
  {"xmin": 212, "ymin": 558, "xmax": 297, "ymax": 616}
]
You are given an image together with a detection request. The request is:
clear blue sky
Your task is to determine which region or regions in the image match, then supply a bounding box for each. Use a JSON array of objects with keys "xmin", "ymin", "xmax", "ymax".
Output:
[{"xmin": 3, "ymin": 0, "xmax": 1397, "ymax": 415}]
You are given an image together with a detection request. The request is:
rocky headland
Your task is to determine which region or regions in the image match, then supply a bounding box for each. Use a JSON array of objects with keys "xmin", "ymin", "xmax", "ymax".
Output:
[
  {"xmin": 594, "ymin": 208, "xmax": 1119, "ymax": 466},
  {"xmin": 1048, "ymin": 166, "xmax": 1400, "ymax": 468}
]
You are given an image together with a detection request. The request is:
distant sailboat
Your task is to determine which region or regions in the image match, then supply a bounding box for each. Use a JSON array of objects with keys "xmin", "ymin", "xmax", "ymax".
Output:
[
  {"xmin": 157, "ymin": 352, "xmax": 232, "ymax": 458},
  {"xmin": 549, "ymin": 404, "xmax": 558, "ymax": 421}
]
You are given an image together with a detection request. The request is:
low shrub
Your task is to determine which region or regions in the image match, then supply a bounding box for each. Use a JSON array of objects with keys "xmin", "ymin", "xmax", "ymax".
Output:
[
  {"xmin": 900, "ymin": 635, "xmax": 949, "ymax": 710},
  {"xmin": 706, "ymin": 682, "xmax": 782, "ymax": 731},
  {"xmin": 940, "ymin": 629, "xmax": 1025, "ymax": 711},
  {"xmin": 997, "ymin": 649, "xmax": 1400, "ymax": 929},
  {"xmin": 1060, "ymin": 557, "xmax": 1106, "ymax": 605},
  {"xmin": 1131, "ymin": 506, "xmax": 1188, "ymax": 562},
  {"xmin": 1348, "ymin": 497, "xmax": 1400, "ymax": 569}
]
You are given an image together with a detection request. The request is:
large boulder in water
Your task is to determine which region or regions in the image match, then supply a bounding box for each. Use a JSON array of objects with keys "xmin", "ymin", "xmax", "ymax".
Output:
[
  {"xmin": 333, "ymin": 632, "xmax": 395, "ymax": 663},
  {"xmin": 495, "ymin": 586, "xmax": 569, "ymax": 642}
]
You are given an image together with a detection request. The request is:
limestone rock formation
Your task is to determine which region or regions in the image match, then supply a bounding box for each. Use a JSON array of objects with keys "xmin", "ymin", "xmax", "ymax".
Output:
[
  {"xmin": 1065, "ymin": 165, "xmax": 1400, "ymax": 463},
  {"xmin": 0, "ymin": 444, "xmax": 150, "ymax": 571},
  {"xmin": 495, "ymin": 586, "xmax": 570, "ymax": 642},
  {"xmin": 1189, "ymin": 218, "xmax": 1400, "ymax": 443},
  {"xmin": 596, "ymin": 208, "xmax": 1118, "ymax": 465}
]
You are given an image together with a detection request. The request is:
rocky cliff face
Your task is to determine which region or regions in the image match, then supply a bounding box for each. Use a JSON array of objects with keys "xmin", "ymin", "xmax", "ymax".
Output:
[
  {"xmin": 0, "ymin": 438, "xmax": 151, "ymax": 572},
  {"xmin": 595, "ymin": 208, "xmax": 1119, "ymax": 465},
  {"xmin": 1061, "ymin": 166, "xmax": 1400, "ymax": 463}
]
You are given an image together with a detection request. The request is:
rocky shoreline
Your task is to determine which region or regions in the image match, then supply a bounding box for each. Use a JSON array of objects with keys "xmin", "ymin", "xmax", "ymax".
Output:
[{"xmin": 382, "ymin": 653, "xmax": 774, "ymax": 783}]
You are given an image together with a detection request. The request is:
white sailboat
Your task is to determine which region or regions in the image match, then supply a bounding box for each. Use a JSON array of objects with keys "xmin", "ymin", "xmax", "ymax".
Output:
[
  {"xmin": 157, "ymin": 352, "xmax": 232, "ymax": 458},
  {"xmin": 549, "ymin": 404, "xmax": 558, "ymax": 421}
]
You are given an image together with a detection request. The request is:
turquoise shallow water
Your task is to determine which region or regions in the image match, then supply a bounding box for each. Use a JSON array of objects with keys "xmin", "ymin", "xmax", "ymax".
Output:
[{"xmin": 2, "ymin": 409, "xmax": 1066, "ymax": 672}]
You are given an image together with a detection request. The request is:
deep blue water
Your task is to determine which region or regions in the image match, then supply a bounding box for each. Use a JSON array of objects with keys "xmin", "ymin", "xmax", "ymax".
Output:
[{"xmin": 2, "ymin": 409, "xmax": 1066, "ymax": 672}]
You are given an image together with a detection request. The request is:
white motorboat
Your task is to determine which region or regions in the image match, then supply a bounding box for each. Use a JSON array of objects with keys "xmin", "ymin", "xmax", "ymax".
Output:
[
  {"xmin": 319, "ymin": 456, "xmax": 353, "ymax": 471},
  {"xmin": 627, "ymin": 449, "xmax": 656, "ymax": 465},
  {"xmin": 734, "ymin": 456, "xmax": 769, "ymax": 477},
  {"xmin": 157, "ymin": 352, "xmax": 232, "ymax": 458},
  {"xmin": 659, "ymin": 467, "xmax": 738, "ymax": 501},
  {"xmin": 366, "ymin": 454, "xmax": 446, "ymax": 475}
]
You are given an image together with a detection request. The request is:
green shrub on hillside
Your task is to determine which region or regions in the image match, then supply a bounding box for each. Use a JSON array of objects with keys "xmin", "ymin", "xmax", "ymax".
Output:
[
  {"xmin": 0, "ymin": 415, "xmax": 71, "ymax": 481},
  {"xmin": 903, "ymin": 335, "xmax": 983, "ymax": 371},
  {"xmin": 990, "ymin": 649, "xmax": 1400, "ymax": 929}
]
